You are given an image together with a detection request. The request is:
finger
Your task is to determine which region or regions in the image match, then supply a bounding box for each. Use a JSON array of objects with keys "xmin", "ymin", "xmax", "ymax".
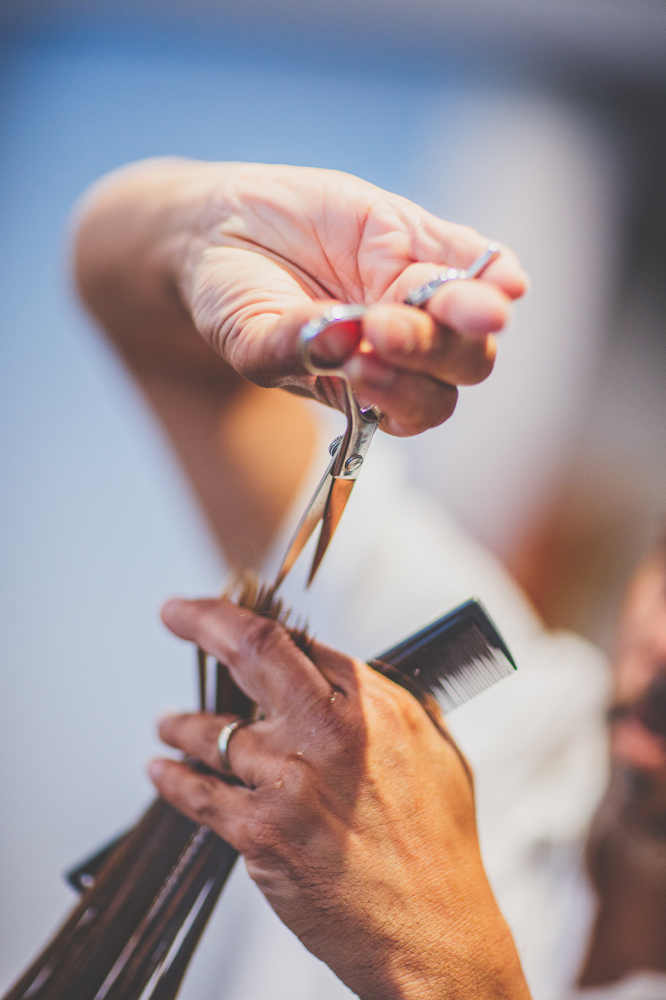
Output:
[
  {"xmin": 227, "ymin": 303, "xmax": 360, "ymax": 387},
  {"xmin": 344, "ymin": 358, "xmax": 459, "ymax": 436},
  {"xmin": 161, "ymin": 597, "xmax": 332, "ymax": 712},
  {"xmin": 158, "ymin": 711, "xmax": 240, "ymax": 771},
  {"xmin": 359, "ymin": 303, "xmax": 499, "ymax": 383},
  {"xmin": 148, "ymin": 757, "xmax": 253, "ymax": 850},
  {"xmin": 306, "ymin": 638, "xmax": 363, "ymax": 694},
  {"xmin": 192, "ymin": 244, "xmax": 521, "ymax": 385},
  {"xmin": 158, "ymin": 711, "xmax": 273, "ymax": 788},
  {"xmin": 404, "ymin": 223, "xmax": 528, "ymax": 301},
  {"xmin": 422, "ymin": 281, "xmax": 510, "ymax": 339},
  {"xmin": 384, "ymin": 263, "xmax": 513, "ymax": 332},
  {"xmin": 479, "ymin": 248, "xmax": 528, "ymax": 300},
  {"xmin": 188, "ymin": 245, "xmax": 357, "ymax": 385}
]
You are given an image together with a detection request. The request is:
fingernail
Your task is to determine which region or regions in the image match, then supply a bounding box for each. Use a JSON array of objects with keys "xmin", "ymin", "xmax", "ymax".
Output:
[
  {"xmin": 345, "ymin": 354, "xmax": 397, "ymax": 390},
  {"xmin": 148, "ymin": 758, "xmax": 165, "ymax": 780}
]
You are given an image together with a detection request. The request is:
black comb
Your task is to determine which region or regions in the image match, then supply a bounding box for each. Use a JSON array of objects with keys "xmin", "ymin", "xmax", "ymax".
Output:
[
  {"xmin": 65, "ymin": 598, "xmax": 516, "ymax": 894},
  {"xmin": 370, "ymin": 598, "xmax": 516, "ymax": 715}
]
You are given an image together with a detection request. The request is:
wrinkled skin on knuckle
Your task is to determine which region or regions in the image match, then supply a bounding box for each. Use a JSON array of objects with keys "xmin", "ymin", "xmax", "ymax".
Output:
[
  {"xmin": 243, "ymin": 805, "xmax": 291, "ymax": 857},
  {"xmin": 183, "ymin": 773, "xmax": 225, "ymax": 827},
  {"xmin": 234, "ymin": 614, "xmax": 290, "ymax": 670},
  {"xmin": 241, "ymin": 794, "xmax": 326, "ymax": 900},
  {"xmin": 244, "ymin": 801, "xmax": 342, "ymax": 918},
  {"xmin": 298, "ymin": 693, "xmax": 364, "ymax": 775}
]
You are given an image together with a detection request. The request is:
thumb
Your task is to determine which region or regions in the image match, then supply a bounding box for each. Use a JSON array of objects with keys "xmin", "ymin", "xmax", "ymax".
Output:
[
  {"xmin": 225, "ymin": 302, "xmax": 364, "ymax": 387},
  {"xmin": 187, "ymin": 245, "xmax": 361, "ymax": 386}
]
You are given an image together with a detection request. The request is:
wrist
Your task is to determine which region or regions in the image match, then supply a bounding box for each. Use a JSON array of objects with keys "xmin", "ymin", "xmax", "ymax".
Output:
[
  {"xmin": 314, "ymin": 874, "xmax": 531, "ymax": 1000},
  {"xmin": 74, "ymin": 157, "xmax": 230, "ymax": 322},
  {"xmin": 359, "ymin": 929, "xmax": 530, "ymax": 1000},
  {"xmin": 73, "ymin": 157, "xmax": 243, "ymax": 383}
]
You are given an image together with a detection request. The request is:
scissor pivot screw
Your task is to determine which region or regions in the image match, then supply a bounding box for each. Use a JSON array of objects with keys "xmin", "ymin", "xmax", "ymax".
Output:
[
  {"xmin": 329, "ymin": 435, "xmax": 344, "ymax": 456},
  {"xmin": 345, "ymin": 454, "xmax": 363, "ymax": 472}
]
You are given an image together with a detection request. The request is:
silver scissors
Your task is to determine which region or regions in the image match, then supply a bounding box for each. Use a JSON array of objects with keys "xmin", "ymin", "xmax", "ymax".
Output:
[
  {"xmin": 273, "ymin": 243, "xmax": 501, "ymax": 591},
  {"xmin": 273, "ymin": 304, "xmax": 381, "ymax": 589}
]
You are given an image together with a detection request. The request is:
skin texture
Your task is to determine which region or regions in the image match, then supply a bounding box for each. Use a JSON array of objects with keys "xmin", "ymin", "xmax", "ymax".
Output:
[
  {"xmin": 73, "ymin": 157, "xmax": 666, "ymax": 992},
  {"xmin": 149, "ymin": 597, "xmax": 531, "ymax": 1000},
  {"xmin": 74, "ymin": 159, "xmax": 532, "ymax": 994},
  {"xmin": 74, "ymin": 158, "xmax": 527, "ymax": 568}
]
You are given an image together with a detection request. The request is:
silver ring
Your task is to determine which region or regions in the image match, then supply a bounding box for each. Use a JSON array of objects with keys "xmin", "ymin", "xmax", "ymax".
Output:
[
  {"xmin": 405, "ymin": 242, "xmax": 501, "ymax": 308},
  {"xmin": 217, "ymin": 718, "xmax": 253, "ymax": 774},
  {"xmin": 299, "ymin": 304, "xmax": 368, "ymax": 376}
]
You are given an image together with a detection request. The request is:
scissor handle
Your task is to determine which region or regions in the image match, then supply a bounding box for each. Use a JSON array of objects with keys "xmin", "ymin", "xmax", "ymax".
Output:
[
  {"xmin": 298, "ymin": 304, "xmax": 368, "ymax": 378},
  {"xmin": 404, "ymin": 242, "xmax": 501, "ymax": 308},
  {"xmin": 298, "ymin": 304, "xmax": 382, "ymax": 475}
]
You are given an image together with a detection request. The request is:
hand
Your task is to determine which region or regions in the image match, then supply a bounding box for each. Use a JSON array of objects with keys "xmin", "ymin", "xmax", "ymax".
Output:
[
  {"xmin": 75, "ymin": 159, "xmax": 527, "ymax": 436},
  {"xmin": 149, "ymin": 597, "xmax": 530, "ymax": 1000}
]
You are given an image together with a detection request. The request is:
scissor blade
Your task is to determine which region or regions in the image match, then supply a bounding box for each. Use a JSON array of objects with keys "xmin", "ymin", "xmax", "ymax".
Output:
[
  {"xmin": 307, "ymin": 477, "xmax": 355, "ymax": 587},
  {"xmin": 273, "ymin": 463, "xmax": 335, "ymax": 590}
]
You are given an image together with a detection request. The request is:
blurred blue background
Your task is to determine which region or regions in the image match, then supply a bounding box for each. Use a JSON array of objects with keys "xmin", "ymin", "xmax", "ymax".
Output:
[{"xmin": 1, "ymin": 1, "xmax": 666, "ymax": 992}]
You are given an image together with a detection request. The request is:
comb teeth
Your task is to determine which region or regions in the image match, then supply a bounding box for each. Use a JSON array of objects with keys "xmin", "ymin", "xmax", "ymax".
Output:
[
  {"xmin": 418, "ymin": 627, "xmax": 515, "ymax": 713},
  {"xmin": 372, "ymin": 599, "xmax": 516, "ymax": 715}
]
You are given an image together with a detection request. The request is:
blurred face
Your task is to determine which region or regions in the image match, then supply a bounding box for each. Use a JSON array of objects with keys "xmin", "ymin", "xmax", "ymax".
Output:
[{"xmin": 611, "ymin": 547, "xmax": 666, "ymax": 775}]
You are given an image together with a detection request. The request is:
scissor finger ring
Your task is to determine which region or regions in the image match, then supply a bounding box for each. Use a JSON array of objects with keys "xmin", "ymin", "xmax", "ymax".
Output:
[
  {"xmin": 405, "ymin": 242, "xmax": 501, "ymax": 308},
  {"xmin": 218, "ymin": 718, "xmax": 254, "ymax": 774},
  {"xmin": 299, "ymin": 304, "xmax": 368, "ymax": 376}
]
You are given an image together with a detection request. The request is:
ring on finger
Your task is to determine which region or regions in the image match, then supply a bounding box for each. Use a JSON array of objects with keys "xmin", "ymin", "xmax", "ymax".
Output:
[
  {"xmin": 218, "ymin": 718, "xmax": 254, "ymax": 774},
  {"xmin": 405, "ymin": 242, "xmax": 500, "ymax": 308}
]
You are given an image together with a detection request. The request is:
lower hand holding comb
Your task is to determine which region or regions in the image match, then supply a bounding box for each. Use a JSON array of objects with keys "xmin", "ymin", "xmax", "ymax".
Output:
[{"xmin": 150, "ymin": 596, "xmax": 530, "ymax": 1000}]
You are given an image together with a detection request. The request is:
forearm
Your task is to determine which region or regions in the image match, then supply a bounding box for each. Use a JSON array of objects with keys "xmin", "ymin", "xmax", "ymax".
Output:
[{"xmin": 74, "ymin": 160, "xmax": 317, "ymax": 568}]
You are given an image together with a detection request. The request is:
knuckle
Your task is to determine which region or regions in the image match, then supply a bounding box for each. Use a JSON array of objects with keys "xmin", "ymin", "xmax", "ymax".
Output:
[
  {"xmin": 309, "ymin": 706, "xmax": 364, "ymax": 773},
  {"xmin": 240, "ymin": 615, "xmax": 285, "ymax": 663},
  {"xmin": 239, "ymin": 798, "xmax": 292, "ymax": 856},
  {"xmin": 190, "ymin": 278, "xmax": 228, "ymax": 354},
  {"xmin": 247, "ymin": 815, "xmax": 284, "ymax": 853},
  {"xmin": 184, "ymin": 774, "xmax": 223, "ymax": 825},
  {"xmin": 282, "ymin": 755, "xmax": 316, "ymax": 803},
  {"xmin": 371, "ymin": 672, "xmax": 427, "ymax": 733}
]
